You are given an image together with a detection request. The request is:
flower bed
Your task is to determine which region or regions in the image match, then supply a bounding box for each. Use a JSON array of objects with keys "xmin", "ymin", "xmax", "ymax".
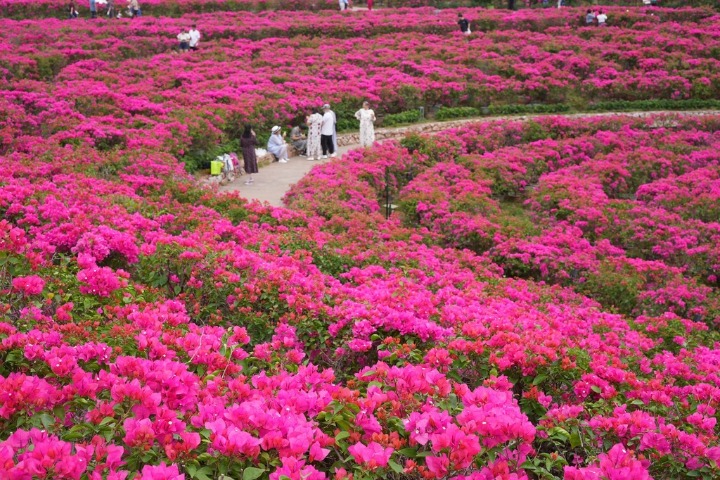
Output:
[
  {"xmin": 3, "ymin": 3, "xmax": 720, "ymax": 479},
  {"xmin": 286, "ymin": 113, "xmax": 720, "ymax": 477},
  {"xmin": 2, "ymin": 7, "xmax": 720, "ymax": 170}
]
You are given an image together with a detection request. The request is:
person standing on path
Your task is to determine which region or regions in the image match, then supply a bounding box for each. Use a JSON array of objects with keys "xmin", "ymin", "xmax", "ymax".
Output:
[
  {"xmin": 240, "ymin": 125, "xmax": 258, "ymax": 184},
  {"xmin": 189, "ymin": 25, "xmax": 201, "ymax": 51},
  {"xmin": 68, "ymin": 1, "xmax": 79, "ymax": 18},
  {"xmin": 457, "ymin": 13, "xmax": 469, "ymax": 34},
  {"xmin": 321, "ymin": 104, "xmax": 336, "ymax": 159},
  {"xmin": 355, "ymin": 102, "xmax": 376, "ymax": 147},
  {"xmin": 306, "ymin": 109, "xmax": 323, "ymax": 161},
  {"xmin": 106, "ymin": 0, "xmax": 116, "ymax": 17},
  {"xmin": 267, "ymin": 126, "xmax": 289, "ymax": 163},
  {"xmin": 596, "ymin": 10, "xmax": 607, "ymax": 26},
  {"xmin": 89, "ymin": 0, "xmax": 97, "ymax": 18},
  {"xmin": 367, "ymin": 0, "xmax": 372, "ymax": 10}
]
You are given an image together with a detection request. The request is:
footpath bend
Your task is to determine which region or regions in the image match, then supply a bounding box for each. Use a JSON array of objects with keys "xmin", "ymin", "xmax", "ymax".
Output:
[{"xmin": 218, "ymin": 110, "xmax": 720, "ymax": 207}]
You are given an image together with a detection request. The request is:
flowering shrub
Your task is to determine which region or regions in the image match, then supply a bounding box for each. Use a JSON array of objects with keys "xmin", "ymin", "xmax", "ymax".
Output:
[
  {"xmin": 288, "ymin": 113, "xmax": 720, "ymax": 478},
  {"xmin": 2, "ymin": 7, "xmax": 720, "ymax": 170}
]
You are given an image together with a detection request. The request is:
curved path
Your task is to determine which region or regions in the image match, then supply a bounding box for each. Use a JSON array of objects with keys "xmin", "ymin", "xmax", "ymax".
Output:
[{"xmin": 219, "ymin": 110, "xmax": 720, "ymax": 207}]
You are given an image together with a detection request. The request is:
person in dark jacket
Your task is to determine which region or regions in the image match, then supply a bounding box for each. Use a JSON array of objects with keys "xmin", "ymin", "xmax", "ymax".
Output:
[
  {"xmin": 240, "ymin": 125, "xmax": 259, "ymax": 184},
  {"xmin": 457, "ymin": 13, "xmax": 469, "ymax": 34}
]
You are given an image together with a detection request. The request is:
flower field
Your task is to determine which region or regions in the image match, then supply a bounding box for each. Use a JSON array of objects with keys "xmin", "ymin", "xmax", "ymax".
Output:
[
  {"xmin": 2, "ymin": 6, "xmax": 720, "ymax": 168},
  {"xmin": 3, "ymin": 3, "xmax": 720, "ymax": 480}
]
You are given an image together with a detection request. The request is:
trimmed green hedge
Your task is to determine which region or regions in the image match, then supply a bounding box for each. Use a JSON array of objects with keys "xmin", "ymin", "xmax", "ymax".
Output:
[
  {"xmin": 382, "ymin": 110, "xmax": 423, "ymax": 127},
  {"xmin": 436, "ymin": 106, "xmax": 480, "ymax": 120},
  {"xmin": 587, "ymin": 99, "xmax": 720, "ymax": 112},
  {"xmin": 487, "ymin": 103, "xmax": 571, "ymax": 115}
]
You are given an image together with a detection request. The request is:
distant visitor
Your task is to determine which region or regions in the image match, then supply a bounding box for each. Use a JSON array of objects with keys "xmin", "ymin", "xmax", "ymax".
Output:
[
  {"xmin": 321, "ymin": 104, "xmax": 337, "ymax": 159},
  {"xmin": 189, "ymin": 25, "xmax": 201, "ymax": 50},
  {"xmin": 457, "ymin": 13, "xmax": 470, "ymax": 34},
  {"xmin": 306, "ymin": 109, "xmax": 323, "ymax": 161},
  {"xmin": 267, "ymin": 126, "xmax": 289, "ymax": 163},
  {"xmin": 355, "ymin": 102, "xmax": 376, "ymax": 147},
  {"xmin": 241, "ymin": 125, "xmax": 259, "ymax": 184}
]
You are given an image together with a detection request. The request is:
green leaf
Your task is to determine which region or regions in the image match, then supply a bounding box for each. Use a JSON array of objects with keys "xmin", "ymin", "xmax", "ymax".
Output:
[
  {"xmin": 569, "ymin": 432, "xmax": 581, "ymax": 448},
  {"xmin": 243, "ymin": 467, "xmax": 266, "ymax": 480},
  {"xmin": 532, "ymin": 373, "xmax": 547, "ymax": 386},
  {"xmin": 335, "ymin": 431, "xmax": 350, "ymax": 442},
  {"xmin": 39, "ymin": 413, "xmax": 55, "ymax": 429},
  {"xmin": 53, "ymin": 405, "xmax": 65, "ymax": 419},
  {"xmin": 397, "ymin": 447, "xmax": 417, "ymax": 458},
  {"xmin": 193, "ymin": 467, "xmax": 214, "ymax": 480},
  {"xmin": 99, "ymin": 416, "xmax": 115, "ymax": 426},
  {"xmin": 388, "ymin": 459, "xmax": 403, "ymax": 474},
  {"xmin": 590, "ymin": 385, "xmax": 602, "ymax": 394}
]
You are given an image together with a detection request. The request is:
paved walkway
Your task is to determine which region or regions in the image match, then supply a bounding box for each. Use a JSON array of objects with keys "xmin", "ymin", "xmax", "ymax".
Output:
[
  {"xmin": 219, "ymin": 144, "xmax": 358, "ymax": 206},
  {"xmin": 219, "ymin": 110, "xmax": 720, "ymax": 207}
]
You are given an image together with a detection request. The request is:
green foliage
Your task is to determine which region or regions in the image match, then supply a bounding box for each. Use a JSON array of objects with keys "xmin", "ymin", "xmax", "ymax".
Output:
[
  {"xmin": 487, "ymin": 103, "xmax": 571, "ymax": 115},
  {"xmin": 181, "ymin": 138, "xmax": 240, "ymax": 173},
  {"xmin": 381, "ymin": 109, "xmax": 423, "ymax": 127},
  {"xmin": 587, "ymin": 98, "xmax": 720, "ymax": 112},
  {"xmin": 33, "ymin": 54, "xmax": 68, "ymax": 80},
  {"xmin": 435, "ymin": 106, "xmax": 480, "ymax": 121}
]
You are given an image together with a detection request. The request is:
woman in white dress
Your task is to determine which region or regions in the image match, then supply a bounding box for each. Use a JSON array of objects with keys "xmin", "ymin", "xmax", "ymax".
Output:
[
  {"xmin": 306, "ymin": 109, "xmax": 323, "ymax": 161},
  {"xmin": 355, "ymin": 101, "xmax": 376, "ymax": 148}
]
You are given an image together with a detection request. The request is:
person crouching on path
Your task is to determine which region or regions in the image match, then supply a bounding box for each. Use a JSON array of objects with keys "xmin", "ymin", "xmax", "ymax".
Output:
[
  {"xmin": 189, "ymin": 25, "xmax": 201, "ymax": 51},
  {"xmin": 321, "ymin": 104, "xmax": 336, "ymax": 159},
  {"xmin": 290, "ymin": 122, "xmax": 308, "ymax": 156},
  {"xmin": 267, "ymin": 126, "xmax": 289, "ymax": 163}
]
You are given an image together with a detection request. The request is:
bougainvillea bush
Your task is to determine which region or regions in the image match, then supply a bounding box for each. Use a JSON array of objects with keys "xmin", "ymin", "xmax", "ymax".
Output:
[
  {"xmin": 286, "ymin": 113, "xmax": 720, "ymax": 479},
  {"xmin": 2, "ymin": 6, "xmax": 720, "ymax": 169}
]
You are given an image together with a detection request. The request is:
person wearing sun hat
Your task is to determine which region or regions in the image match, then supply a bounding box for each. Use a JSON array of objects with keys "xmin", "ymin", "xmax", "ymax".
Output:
[{"xmin": 267, "ymin": 126, "xmax": 289, "ymax": 163}]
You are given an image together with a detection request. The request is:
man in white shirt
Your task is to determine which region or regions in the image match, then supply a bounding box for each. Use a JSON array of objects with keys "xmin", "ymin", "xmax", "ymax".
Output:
[
  {"xmin": 596, "ymin": 11, "xmax": 607, "ymax": 26},
  {"xmin": 321, "ymin": 104, "xmax": 336, "ymax": 159},
  {"xmin": 189, "ymin": 25, "xmax": 201, "ymax": 51}
]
